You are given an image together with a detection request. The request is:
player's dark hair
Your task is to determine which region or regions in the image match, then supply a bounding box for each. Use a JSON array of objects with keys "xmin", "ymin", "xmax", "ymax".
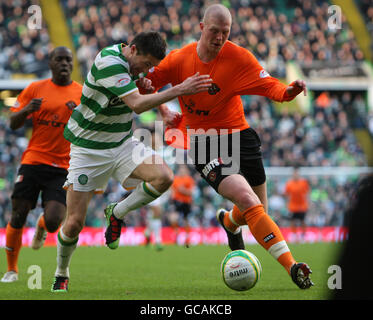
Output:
[
  {"xmin": 130, "ymin": 31, "xmax": 167, "ymax": 60},
  {"xmin": 48, "ymin": 46, "xmax": 72, "ymax": 61}
]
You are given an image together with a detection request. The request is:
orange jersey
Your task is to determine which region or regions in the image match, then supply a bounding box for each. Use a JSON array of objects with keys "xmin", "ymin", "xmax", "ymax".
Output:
[
  {"xmin": 11, "ymin": 79, "xmax": 82, "ymax": 169},
  {"xmin": 172, "ymin": 175, "xmax": 195, "ymax": 204},
  {"xmin": 285, "ymin": 178, "xmax": 310, "ymax": 213},
  {"xmin": 147, "ymin": 41, "xmax": 294, "ymax": 134}
]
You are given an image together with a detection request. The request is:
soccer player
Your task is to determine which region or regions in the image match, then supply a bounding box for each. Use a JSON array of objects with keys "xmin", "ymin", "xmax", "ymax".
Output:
[
  {"xmin": 171, "ymin": 164, "xmax": 195, "ymax": 247},
  {"xmin": 284, "ymin": 166, "xmax": 310, "ymax": 242},
  {"xmin": 141, "ymin": 5, "xmax": 313, "ymax": 289},
  {"xmin": 51, "ymin": 31, "xmax": 212, "ymax": 292},
  {"xmin": 1, "ymin": 47, "xmax": 82, "ymax": 283}
]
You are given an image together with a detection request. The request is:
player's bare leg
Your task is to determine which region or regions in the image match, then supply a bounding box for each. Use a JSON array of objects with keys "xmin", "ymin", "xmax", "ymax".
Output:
[
  {"xmin": 51, "ymin": 187, "xmax": 93, "ymax": 292},
  {"xmin": 32, "ymin": 200, "xmax": 65, "ymax": 250},
  {"xmin": 105, "ymin": 155, "xmax": 173, "ymax": 249}
]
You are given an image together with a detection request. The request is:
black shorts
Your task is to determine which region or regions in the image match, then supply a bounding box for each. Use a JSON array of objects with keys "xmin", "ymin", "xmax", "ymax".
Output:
[
  {"xmin": 189, "ymin": 128, "xmax": 266, "ymax": 191},
  {"xmin": 289, "ymin": 211, "xmax": 307, "ymax": 221},
  {"xmin": 11, "ymin": 164, "xmax": 68, "ymax": 209},
  {"xmin": 174, "ymin": 200, "xmax": 192, "ymax": 219}
]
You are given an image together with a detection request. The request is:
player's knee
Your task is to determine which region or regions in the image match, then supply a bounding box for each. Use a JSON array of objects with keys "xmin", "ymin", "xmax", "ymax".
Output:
[
  {"xmin": 10, "ymin": 210, "xmax": 28, "ymax": 228},
  {"xmin": 44, "ymin": 218, "xmax": 60, "ymax": 233},
  {"xmin": 235, "ymin": 191, "xmax": 261, "ymax": 212},
  {"xmin": 64, "ymin": 216, "xmax": 84, "ymax": 237},
  {"xmin": 154, "ymin": 167, "xmax": 174, "ymax": 192}
]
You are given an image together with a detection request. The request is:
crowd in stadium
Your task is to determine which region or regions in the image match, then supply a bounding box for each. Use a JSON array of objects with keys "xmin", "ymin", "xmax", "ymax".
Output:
[
  {"xmin": 59, "ymin": 0, "xmax": 365, "ymax": 78},
  {"xmin": 0, "ymin": 0, "xmax": 371, "ymax": 231}
]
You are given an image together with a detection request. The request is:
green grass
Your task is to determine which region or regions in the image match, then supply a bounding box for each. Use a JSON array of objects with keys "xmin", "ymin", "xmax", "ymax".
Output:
[{"xmin": 0, "ymin": 243, "xmax": 342, "ymax": 300}]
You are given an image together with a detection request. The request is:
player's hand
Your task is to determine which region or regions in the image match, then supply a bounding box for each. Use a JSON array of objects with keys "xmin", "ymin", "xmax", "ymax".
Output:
[
  {"xmin": 178, "ymin": 72, "xmax": 213, "ymax": 95},
  {"xmin": 25, "ymin": 98, "xmax": 43, "ymax": 115},
  {"xmin": 286, "ymin": 80, "xmax": 307, "ymax": 97},
  {"xmin": 163, "ymin": 110, "xmax": 182, "ymax": 128},
  {"xmin": 136, "ymin": 77, "xmax": 154, "ymax": 93}
]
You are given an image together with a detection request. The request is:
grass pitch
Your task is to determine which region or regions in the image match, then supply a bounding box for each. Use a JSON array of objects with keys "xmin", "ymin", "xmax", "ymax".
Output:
[{"xmin": 0, "ymin": 243, "xmax": 342, "ymax": 300}]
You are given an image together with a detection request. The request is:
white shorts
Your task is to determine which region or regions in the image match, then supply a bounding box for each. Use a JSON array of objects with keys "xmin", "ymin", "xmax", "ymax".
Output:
[{"xmin": 65, "ymin": 136, "xmax": 156, "ymax": 192}]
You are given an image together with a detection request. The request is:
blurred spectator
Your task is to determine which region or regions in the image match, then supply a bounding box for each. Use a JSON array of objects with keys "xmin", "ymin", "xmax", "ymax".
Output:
[
  {"xmin": 0, "ymin": 0, "xmax": 51, "ymax": 79},
  {"xmin": 61, "ymin": 0, "xmax": 365, "ymax": 79}
]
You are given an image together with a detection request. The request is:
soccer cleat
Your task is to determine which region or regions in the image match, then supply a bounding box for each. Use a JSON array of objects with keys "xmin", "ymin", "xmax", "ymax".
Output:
[
  {"xmin": 31, "ymin": 213, "xmax": 47, "ymax": 250},
  {"xmin": 51, "ymin": 276, "xmax": 69, "ymax": 292},
  {"xmin": 104, "ymin": 203, "xmax": 123, "ymax": 249},
  {"xmin": 290, "ymin": 262, "xmax": 314, "ymax": 289},
  {"xmin": 1, "ymin": 271, "xmax": 18, "ymax": 283},
  {"xmin": 216, "ymin": 208, "xmax": 245, "ymax": 251}
]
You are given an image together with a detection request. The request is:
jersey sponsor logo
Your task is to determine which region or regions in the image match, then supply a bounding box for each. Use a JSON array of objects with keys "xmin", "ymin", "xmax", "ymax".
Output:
[
  {"xmin": 116, "ymin": 75, "xmax": 131, "ymax": 87},
  {"xmin": 181, "ymin": 97, "xmax": 210, "ymax": 116},
  {"xmin": 108, "ymin": 96, "xmax": 123, "ymax": 106},
  {"xmin": 208, "ymin": 83, "xmax": 220, "ymax": 95},
  {"xmin": 37, "ymin": 118, "xmax": 67, "ymax": 128},
  {"xmin": 65, "ymin": 100, "xmax": 77, "ymax": 110},
  {"xmin": 202, "ymin": 158, "xmax": 223, "ymax": 177},
  {"xmin": 259, "ymin": 69, "xmax": 270, "ymax": 78}
]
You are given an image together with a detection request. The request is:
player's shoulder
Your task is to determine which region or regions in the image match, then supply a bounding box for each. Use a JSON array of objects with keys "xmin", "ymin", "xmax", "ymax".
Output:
[
  {"xmin": 167, "ymin": 42, "xmax": 197, "ymax": 61},
  {"xmin": 71, "ymin": 80, "xmax": 83, "ymax": 89},
  {"xmin": 223, "ymin": 41, "xmax": 256, "ymax": 60},
  {"xmin": 21, "ymin": 78, "xmax": 51, "ymax": 94},
  {"xmin": 95, "ymin": 44, "xmax": 129, "ymax": 68}
]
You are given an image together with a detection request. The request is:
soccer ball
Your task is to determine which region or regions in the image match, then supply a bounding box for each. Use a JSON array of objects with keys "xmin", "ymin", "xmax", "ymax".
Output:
[{"xmin": 221, "ymin": 250, "xmax": 262, "ymax": 291}]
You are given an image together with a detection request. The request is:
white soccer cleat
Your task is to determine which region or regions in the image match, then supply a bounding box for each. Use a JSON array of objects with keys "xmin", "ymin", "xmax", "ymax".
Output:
[
  {"xmin": 1, "ymin": 271, "xmax": 18, "ymax": 283},
  {"xmin": 31, "ymin": 213, "xmax": 47, "ymax": 250}
]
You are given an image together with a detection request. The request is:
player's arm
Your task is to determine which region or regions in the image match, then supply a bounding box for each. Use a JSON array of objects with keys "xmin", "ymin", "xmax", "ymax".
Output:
[
  {"xmin": 136, "ymin": 79, "xmax": 182, "ymax": 127},
  {"xmin": 122, "ymin": 72, "xmax": 212, "ymax": 114},
  {"xmin": 9, "ymin": 98, "xmax": 42, "ymax": 130},
  {"xmin": 235, "ymin": 50, "xmax": 306, "ymax": 102}
]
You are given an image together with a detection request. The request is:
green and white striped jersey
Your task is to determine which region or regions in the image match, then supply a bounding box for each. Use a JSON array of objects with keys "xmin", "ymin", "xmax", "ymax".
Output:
[{"xmin": 64, "ymin": 44, "xmax": 138, "ymax": 149}]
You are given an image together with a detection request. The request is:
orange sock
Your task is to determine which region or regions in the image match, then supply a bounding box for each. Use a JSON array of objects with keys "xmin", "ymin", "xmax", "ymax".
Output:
[
  {"xmin": 5, "ymin": 223, "xmax": 23, "ymax": 273},
  {"xmin": 185, "ymin": 225, "xmax": 190, "ymax": 245},
  {"xmin": 242, "ymin": 204, "xmax": 296, "ymax": 274},
  {"xmin": 222, "ymin": 205, "xmax": 246, "ymax": 233},
  {"xmin": 38, "ymin": 214, "xmax": 47, "ymax": 230}
]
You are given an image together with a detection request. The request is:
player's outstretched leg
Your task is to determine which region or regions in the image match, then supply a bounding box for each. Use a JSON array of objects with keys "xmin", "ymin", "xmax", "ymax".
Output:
[
  {"xmin": 104, "ymin": 203, "xmax": 124, "ymax": 249},
  {"xmin": 216, "ymin": 208, "xmax": 245, "ymax": 250},
  {"xmin": 31, "ymin": 213, "xmax": 47, "ymax": 250}
]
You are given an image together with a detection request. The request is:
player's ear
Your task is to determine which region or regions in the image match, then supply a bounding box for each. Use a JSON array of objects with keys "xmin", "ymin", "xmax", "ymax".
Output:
[
  {"xmin": 130, "ymin": 45, "xmax": 137, "ymax": 56},
  {"xmin": 200, "ymin": 22, "xmax": 204, "ymax": 31}
]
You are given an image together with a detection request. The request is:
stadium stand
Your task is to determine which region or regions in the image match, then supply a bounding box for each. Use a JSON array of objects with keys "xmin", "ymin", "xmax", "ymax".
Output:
[{"xmin": 0, "ymin": 0, "xmax": 51, "ymax": 79}]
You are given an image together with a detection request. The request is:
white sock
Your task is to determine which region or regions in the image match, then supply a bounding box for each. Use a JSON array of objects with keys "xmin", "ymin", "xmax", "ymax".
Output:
[
  {"xmin": 55, "ymin": 228, "xmax": 78, "ymax": 278},
  {"xmin": 150, "ymin": 218, "xmax": 162, "ymax": 244},
  {"xmin": 114, "ymin": 182, "xmax": 162, "ymax": 220}
]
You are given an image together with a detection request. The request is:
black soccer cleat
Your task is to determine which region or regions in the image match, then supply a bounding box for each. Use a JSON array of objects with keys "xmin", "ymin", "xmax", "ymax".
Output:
[
  {"xmin": 290, "ymin": 262, "xmax": 314, "ymax": 289},
  {"xmin": 51, "ymin": 276, "xmax": 69, "ymax": 292},
  {"xmin": 104, "ymin": 203, "xmax": 124, "ymax": 249},
  {"xmin": 216, "ymin": 208, "xmax": 245, "ymax": 251}
]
